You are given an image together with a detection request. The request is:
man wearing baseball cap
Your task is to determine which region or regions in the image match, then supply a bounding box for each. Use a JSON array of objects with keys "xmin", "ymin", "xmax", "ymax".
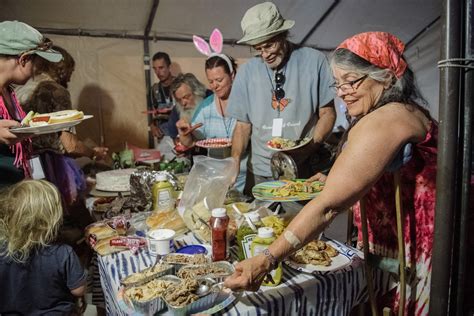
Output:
[
  {"xmin": 0, "ymin": 21, "xmax": 62, "ymax": 188},
  {"xmin": 227, "ymin": 2, "xmax": 336, "ymax": 193}
]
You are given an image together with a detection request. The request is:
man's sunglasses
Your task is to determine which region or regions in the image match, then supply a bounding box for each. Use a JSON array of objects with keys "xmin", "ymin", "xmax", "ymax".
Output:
[{"xmin": 274, "ymin": 72, "xmax": 285, "ymax": 101}]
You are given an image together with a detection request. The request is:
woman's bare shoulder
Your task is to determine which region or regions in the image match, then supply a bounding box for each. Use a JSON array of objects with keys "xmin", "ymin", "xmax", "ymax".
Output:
[{"xmin": 352, "ymin": 103, "xmax": 429, "ymax": 143}]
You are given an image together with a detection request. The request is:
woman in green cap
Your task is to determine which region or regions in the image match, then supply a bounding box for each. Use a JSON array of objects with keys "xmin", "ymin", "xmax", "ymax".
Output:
[{"xmin": 0, "ymin": 20, "xmax": 62, "ymax": 188}]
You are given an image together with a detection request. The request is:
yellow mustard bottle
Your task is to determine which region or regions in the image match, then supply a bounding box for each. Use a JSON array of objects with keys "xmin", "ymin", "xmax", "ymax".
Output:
[
  {"xmin": 250, "ymin": 227, "xmax": 282, "ymax": 286},
  {"xmin": 152, "ymin": 174, "xmax": 175, "ymax": 212}
]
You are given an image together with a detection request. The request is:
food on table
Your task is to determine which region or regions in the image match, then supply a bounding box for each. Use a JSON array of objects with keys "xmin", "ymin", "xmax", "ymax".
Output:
[
  {"xmin": 125, "ymin": 279, "xmax": 176, "ymax": 302},
  {"xmin": 151, "ymin": 175, "xmax": 175, "ymax": 212},
  {"xmin": 158, "ymin": 160, "xmax": 187, "ymax": 174},
  {"xmin": 176, "ymin": 262, "xmax": 231, "ymax": 279},
  {"xmin": 94, "ymin": 236, "xmax": 147, "ymax": 256},
  {"xmin": 145, "ymin": 210, "xmax": 187, "ymax": 235},
  {"xmin": 20, "ymin": 109, "xmax": 85, "ymax": 126},
  {"xmin": 85, "ymin": 222, "xmax": 118, "ymax": 242},
  {"xmin": 112, "ymin": 149, "xmax": 134, "ymax": 169},
  {"xmin": 290, "ymin": 240, "xmax": 339, "ymax": 266},
  {"xmin": 93, "ymin": 197, "xmax": 116, "ymax": 213},
  {"xmin": 121, "ymin": 264, "xmax": 173, "ymax": 286},
  {"xmin": 163, "ymin": 279, "xmax": 200, "ymax": 307},
  {"xmin": 95, "ymin": 168, "xmax": 136, "ymax": 192},
  {"xmin": 267, "ymin": 136, "xmax": 311, "ymax": 150},
  {"xmin": 210, "ymin": 208, "xmax": 229, "ymax": 261},
  {"xmin": 267, "ymin": 180, "xmax": 324, "ymax": 197},
  {"xmin": 250, "ymin": 227, "xmax": 282, "ymax": 286},
  {"xmin": 163, "ymin": 253, "xmax": 210, "ymax": 265},
  {"xmin": 261, "ymin": 215, "xmax": 287, "ymax": 237}
]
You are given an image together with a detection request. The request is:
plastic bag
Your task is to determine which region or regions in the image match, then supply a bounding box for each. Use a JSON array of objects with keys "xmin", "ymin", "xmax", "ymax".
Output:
[{"xmin": 178, "ymin": 156, "xmax": 237, "ymax": 240}]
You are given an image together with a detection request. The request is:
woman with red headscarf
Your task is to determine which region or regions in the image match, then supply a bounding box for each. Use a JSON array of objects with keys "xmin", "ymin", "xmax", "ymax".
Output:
[{"xmin": 225, "ymin": 32, "xmax": 436, "ymax": 315}]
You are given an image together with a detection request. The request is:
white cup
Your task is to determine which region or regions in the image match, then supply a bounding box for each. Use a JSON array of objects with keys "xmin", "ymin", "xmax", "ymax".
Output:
[{"xmin": 147, "ymin": 229, "xmax": 176, "ymax": 255}]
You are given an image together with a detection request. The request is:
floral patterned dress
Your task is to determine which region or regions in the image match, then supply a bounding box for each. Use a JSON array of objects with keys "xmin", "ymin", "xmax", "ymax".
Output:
[{"xmin": 353, "ymin": 122, "xmax": 437, "ymax": 315}]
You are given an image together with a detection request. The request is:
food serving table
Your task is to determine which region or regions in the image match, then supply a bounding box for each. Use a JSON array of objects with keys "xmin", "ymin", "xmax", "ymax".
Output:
[{"xmin": 97, "ymin": 232, "xmax": 393, "ymax": 315}]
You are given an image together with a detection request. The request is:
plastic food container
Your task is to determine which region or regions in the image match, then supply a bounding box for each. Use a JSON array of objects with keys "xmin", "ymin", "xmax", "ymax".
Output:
[
  {"xmin": 176, "ymin": 261, "xmax": 235, "ymax": 282},
  {"xmin": 147, "ymin": 228, "xmax": 176, "ymax": 255},
  {"xmin": 120, "ymin": 263, "xmax": 174, "ymax": 288}
]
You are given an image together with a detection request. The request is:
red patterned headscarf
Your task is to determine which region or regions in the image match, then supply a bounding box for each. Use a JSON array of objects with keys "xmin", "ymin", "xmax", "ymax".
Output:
[{"xmin": 337, "ymin": 32, "xmax": 407, "ymax": 78}]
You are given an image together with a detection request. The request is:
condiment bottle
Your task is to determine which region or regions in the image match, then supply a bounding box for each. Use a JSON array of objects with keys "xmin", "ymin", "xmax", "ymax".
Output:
[
  {"xmin": 236, "ymin": 212, "xmax": 262, "ymax": 260},
  {"xmin": 152, "ymin": 174, "xmax": 175, "ymax": 212},
  {"xmin": 210, "ymin": 207, "xmax": 229, "ymax": 261},
  {"xmin": 250, "ymin": 227, "xmax": 282, "ymax": 286}
]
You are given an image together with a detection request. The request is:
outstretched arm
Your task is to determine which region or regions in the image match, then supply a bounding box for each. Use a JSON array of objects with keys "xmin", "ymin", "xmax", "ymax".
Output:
[
  {"xmin": 225, "ymin": 105, "xmax": 428, "ymax": 291},
  {"xmin": 230, "ymin": 121, "xmax": 251, "ymax": 182}
]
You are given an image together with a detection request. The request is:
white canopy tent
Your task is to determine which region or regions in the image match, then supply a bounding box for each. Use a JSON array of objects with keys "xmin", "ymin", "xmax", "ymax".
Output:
[{"xmin": 1, "ymin": 0, "xmax": 442, "ymax": 152}]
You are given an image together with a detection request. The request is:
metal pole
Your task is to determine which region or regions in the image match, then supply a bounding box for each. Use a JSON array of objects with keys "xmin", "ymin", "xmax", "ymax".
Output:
[
  {"xmin": 144, "ymin": 0, "xmax": 160, "ymax": 148},
  {"xmin": 429, "ymin": 0, "xmax": 462, "ymax": 314},
  {"xmin": 455, "ymin": 0, "xmax": 473, "ymax": 314}
]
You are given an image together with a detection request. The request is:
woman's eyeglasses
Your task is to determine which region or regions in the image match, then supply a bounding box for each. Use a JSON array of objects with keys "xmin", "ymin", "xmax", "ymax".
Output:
[
  {"xmin": 330, "ymin": 75, "xmax": 368, "ymax": 93},
  {"xmin": 274, "ymin": 72, "xmax": 286, "ymax": 101}
]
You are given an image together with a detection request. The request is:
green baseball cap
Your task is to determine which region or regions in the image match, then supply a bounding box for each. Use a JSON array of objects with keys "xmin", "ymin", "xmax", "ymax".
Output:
[
  {"xmin": 0, "ymin": 21, "xmax": 62, "ymax": 62},
  {"xmin": 237, "ymin": 2, "xmax": 295, "ymax": 45}
]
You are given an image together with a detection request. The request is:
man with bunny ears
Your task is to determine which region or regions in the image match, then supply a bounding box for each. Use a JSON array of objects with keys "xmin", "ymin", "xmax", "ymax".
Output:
[{"xmin": 227, "ymin": 2, "xmax": 336, "ymax": 193}]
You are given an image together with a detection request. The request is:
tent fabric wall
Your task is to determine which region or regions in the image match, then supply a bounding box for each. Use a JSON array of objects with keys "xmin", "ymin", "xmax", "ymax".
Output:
[
  {"xmin": 49, "ymin": 35, "xmax": 254, "ymax": 153},
  {"xmin": 404, "ymin": 21, "xmax": 441, "ymax": 120},
  {"xmin": 49, "ymin": 24, "xmax": 441, "ymax": 153}
]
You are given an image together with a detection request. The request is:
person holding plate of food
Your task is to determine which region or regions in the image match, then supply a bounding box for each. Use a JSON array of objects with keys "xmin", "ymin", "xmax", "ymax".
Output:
[
  {"xmin": 226, "ymin": 2, "xmax": 336, "ymax": 195},
  {"xmin": 176, "ymin": 29, "xmax": 248, "ymax": 192},
  {"xmin": 0, "ymin": 21, "xmax": 63, "ymax": 188}
]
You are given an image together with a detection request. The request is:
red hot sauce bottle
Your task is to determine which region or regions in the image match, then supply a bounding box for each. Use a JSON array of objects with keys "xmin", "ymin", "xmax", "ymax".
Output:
[{"xmin": 210, "ymin": 208, "xmax": 229, "ymax": 261}]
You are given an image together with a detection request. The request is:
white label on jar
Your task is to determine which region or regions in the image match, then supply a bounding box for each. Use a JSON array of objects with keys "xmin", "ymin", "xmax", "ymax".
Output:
[
  {"xmin": 241, "ymin": 234, "xmax": 256, "ymax": 259},
  {"xmin": 157, "ymin": 189, "xmax": 172, "ymax": 211}
]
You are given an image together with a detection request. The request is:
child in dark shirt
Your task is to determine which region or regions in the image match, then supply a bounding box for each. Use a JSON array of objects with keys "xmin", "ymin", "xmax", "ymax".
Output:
[{"xmin": 0, "ymin": 180, "xmax": 87, "ymax": 315}]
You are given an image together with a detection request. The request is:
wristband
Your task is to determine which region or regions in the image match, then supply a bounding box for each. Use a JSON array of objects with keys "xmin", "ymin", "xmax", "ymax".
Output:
[{"xmin": 263, "ymin": 248, "xmax": 278, "ymax": 270}]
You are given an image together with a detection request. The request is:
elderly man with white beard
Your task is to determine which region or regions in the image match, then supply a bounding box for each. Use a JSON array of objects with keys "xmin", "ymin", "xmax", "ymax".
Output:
[{"xmin": 158, "ymin": 73, "xmax": 209, "ymax": 141}]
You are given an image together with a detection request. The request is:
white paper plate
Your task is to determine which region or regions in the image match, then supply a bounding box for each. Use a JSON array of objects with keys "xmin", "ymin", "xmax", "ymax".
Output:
[
  {"xmin": 284, "ymin": 240, "xmax": 352, "ymax": 273},
  {"xmin": 267, "ymin": 136, "xmax": 312, "ymax": 152},
  {"xmin": 10, "ymin": 115, "xmax": 93, "ymax": 135}
]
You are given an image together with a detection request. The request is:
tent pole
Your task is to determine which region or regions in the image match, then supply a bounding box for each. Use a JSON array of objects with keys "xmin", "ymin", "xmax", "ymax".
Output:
[
  {"xmin": 455, "ymin": 1, "xmax": 473, "ymax": 314},
  {"xmin": 144, "ymin": 0, "xmax": 160, "ymax": 148},
  {"xmin": 429, "ymin": 0, "xmax": 462, "ymax": 314},
  {"xmin": 299, "ymin": 0, "xmax": 340, "ymax": 46}
]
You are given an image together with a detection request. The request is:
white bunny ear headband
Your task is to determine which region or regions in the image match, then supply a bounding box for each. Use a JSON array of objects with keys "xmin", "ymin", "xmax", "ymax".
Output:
[{"xmin": 193, "ymin": 28, "xmax": 234, "ymax": 74}]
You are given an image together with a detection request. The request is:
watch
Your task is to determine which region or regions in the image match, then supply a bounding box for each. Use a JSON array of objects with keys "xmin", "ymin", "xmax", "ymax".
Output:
[{"xmin": 263, "ymin": 248, "xmax": 278, "ymax": 270}]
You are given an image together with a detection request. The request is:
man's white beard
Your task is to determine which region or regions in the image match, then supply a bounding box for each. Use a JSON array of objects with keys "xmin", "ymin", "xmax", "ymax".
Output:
[{"xmin": 177, "ymin": 96, "xmax": 203, "ymax": 122}]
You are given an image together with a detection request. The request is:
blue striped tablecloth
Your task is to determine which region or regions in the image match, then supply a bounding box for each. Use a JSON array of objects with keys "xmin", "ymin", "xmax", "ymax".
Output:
[{"xmin": 97, "ymin": 234, "xmax": 393, "ymax": 315}]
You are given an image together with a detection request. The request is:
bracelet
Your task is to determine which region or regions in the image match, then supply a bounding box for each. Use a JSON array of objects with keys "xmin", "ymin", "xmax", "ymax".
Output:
[{"xmin": 263, "ymin": 248, "xmax": 278, "ymax": 270}]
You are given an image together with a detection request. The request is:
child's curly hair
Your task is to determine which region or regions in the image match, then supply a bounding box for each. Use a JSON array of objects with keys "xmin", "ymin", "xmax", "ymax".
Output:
[{"xmin": 0, "ymin": 180, "xmax": 63, "ymax": 263}]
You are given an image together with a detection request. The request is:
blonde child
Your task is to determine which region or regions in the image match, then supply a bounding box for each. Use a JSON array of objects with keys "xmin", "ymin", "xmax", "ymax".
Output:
[{"xmin": 0, "ymin": 180, "xmax": 86, "ymax": 314}]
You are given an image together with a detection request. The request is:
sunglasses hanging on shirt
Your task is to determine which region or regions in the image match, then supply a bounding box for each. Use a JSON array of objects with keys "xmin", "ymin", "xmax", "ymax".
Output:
[{"xmin": 274, "ymin": 72, "xmax": 286, "ymax": 101}]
